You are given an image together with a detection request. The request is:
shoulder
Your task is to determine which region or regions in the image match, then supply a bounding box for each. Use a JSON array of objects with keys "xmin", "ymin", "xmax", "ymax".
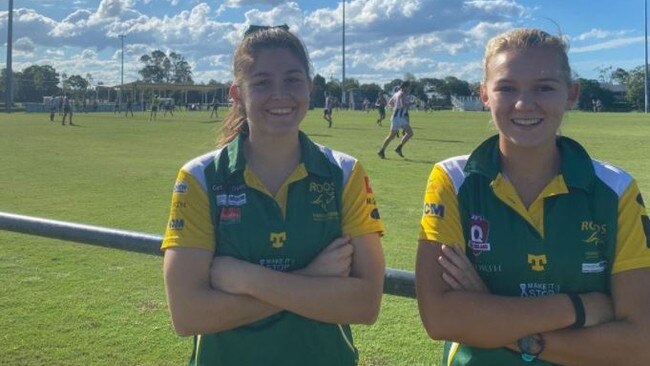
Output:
[
  {"xmin": 435, "ymin": 155, "xmax": 470, "ymax": 193},
  {"xmin": 315, "ymin": 144, "xmax": 358, "ymax": 170},
  {"xmin": 178, "ymin": 147, "xmax": 227, "ymax": 190},
  {"xmin": 592, "ymin": 159, "xmax": 634, "ymax": 198},
  {"xmin": 314, "ymin": 143, "xmax": 359, "ymax": 185}
]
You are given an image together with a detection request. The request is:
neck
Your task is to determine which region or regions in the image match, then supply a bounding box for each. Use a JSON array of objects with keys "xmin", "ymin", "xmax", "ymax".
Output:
[
  {"xmin": 244, "ymin": 131, "xmax": 301, "ymax": 195},
  {"xmin": 499, "ymin": 138, "xmax": 560, "ymax": 207}
]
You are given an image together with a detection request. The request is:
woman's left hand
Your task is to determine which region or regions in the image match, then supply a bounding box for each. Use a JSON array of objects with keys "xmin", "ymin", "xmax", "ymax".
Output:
[
  {"xmin": 210, "ymin": 256, "xmax": 254, "ymax": 295},
  {"xmin": 438, "ymin": 244, "xmax": 488, "ymax": 293}
]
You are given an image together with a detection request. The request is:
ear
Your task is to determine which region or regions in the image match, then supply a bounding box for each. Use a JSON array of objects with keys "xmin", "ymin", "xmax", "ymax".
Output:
[
  {"xmin": 566, "ymin": 82, "xmax": 580, "ymax": 110},
  {"xmin": 479, "ymin": 82, "xmax": 489, "ymax": 107},
  {"xmin": 229, "ymin": 84, "xmax": 241, "ymax": 103}
]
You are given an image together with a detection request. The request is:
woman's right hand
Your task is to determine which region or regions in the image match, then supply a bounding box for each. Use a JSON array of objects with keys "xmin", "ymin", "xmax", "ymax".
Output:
[
  {"xmin": 580, "ymin": 292, "xmax": 615, "ymax": 327},
  {"xmin": 297, "ymin": 236, "xmax": 353, "ymax": 277}
]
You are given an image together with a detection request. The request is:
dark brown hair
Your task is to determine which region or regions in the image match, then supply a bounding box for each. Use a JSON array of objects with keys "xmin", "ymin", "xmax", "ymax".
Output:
[{"xmin": 217, "ymin": 26, "xmax": 313, "ymax": 146}]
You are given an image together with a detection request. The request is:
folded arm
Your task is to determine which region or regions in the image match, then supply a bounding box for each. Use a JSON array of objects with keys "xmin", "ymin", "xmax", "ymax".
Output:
[
  {"xmin": 211, "ymin": 233, "xmax": 385, "ymax": 325},
  {"xmin": 537, "ymin": 268, "xmax": 650, "ymax": 366},
  {"xmin": 416, "ymin": 241, "xmax": 585, "ymax": 347},
  {"xmin": 163, "ymin": 247, "xmax": 281, "ymax": 336}
]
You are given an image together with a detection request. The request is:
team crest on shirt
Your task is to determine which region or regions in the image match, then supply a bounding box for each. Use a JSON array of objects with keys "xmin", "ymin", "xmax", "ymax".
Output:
[
  {"xmin": 581, "ymin": 221, "xmax": 607, "ymax": 246},
  {"xmin": 309, "ymin": 181, "xmax": 339, "ymax": 221},
  {"xmin": 468, "ymin": 214, "xmax": 491, "ymax": 256}
]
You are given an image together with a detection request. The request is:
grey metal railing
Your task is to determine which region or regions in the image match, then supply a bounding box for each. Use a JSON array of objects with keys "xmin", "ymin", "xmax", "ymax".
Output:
[{"xmin": 0, "ymin": 211, "xmax": 416, "ymax": 298}]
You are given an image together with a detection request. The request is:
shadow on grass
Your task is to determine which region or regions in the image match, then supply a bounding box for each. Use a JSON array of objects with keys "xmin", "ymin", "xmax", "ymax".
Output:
[
  {"xmin": 412, "ymin": 137, "xmax": 463, "ymax": 143},
  {"xmin": 377, "ymin": 157, "xmax": 436, "ymax": 165}
]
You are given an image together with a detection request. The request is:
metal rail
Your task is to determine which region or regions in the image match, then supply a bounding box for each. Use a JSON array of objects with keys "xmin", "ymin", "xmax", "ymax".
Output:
[{"xmin": 0, "ymin": 211, "xmax": 416, "ymax": 298}]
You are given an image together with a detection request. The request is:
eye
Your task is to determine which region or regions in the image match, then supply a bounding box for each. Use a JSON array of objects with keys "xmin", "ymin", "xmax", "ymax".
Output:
[
  {"xmin": 252, "ymin": 79, "xmax": 271, "ymax": 88},
  {"xmin": 495, "ymin": 85, "xmax": 515, "ymax": 92},
  {"xmin": 286, "ymin": 76, "xmax": 304, "ymax": 84},
  {"xmin": 536, "ymin": 85, "xmax": 555, "ymax": 92}
]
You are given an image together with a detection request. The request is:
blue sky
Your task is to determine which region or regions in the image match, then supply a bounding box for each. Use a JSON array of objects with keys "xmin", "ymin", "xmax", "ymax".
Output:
[{"xmin": 0, "ymin": 0, "xmax": 645, "ymax": 87}]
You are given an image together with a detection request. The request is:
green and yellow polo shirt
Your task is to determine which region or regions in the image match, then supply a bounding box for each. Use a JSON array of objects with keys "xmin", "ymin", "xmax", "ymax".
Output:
[
  {"xmin": 162, "ymin": 131, "xmax": 384, "ymax": 366},
  {"xmin": 420, "ymin": 135, "xmax": 650, "ymax": 366}
]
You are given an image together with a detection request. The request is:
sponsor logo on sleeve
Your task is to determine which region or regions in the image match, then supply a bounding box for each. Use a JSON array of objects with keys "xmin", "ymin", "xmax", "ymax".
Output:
[
  {"xmin": 423, "ymin": 203, "xmax": 445, "ymax": 218},
  {"xmin": 364, "ymin": 176, "xmax": 373, "ymax": 193},
  {"xmin": 642, "ymin": 215, "xmax": 650, "ymax": 248},
  {"xmin": 168, "ymin": 218, "xmax": 184, "ymax": 230},
  {"xmin": 173, "ymin": 201, "xmax": 187, "ymax": 208},
  {"xmin": 173, "ymin": 181, "xmax": 188, "ymax": 194},
  {"xmin": 370, "ymin": 208, "xmax": 381, "ymax": 220},
  {"xmin": 468, "ymin": 214, "xmax": 491, "ymax": 255}
]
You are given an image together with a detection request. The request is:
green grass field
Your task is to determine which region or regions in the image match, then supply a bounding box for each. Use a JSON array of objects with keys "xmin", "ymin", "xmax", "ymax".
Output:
[{"xmin": 1, "ymin": 109, "xmax": 649, "ymax": 365}]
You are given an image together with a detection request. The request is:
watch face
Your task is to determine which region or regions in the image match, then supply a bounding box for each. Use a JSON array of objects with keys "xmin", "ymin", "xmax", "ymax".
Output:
[{"xmin": 518, "ymin": 334, "xmax": 544, "ymax": 356}]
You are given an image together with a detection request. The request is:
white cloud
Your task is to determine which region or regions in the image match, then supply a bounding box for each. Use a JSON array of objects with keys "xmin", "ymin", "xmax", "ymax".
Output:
[
  {"xmin": 14, "ymin": 37, "xmax": 37, "ymax": 56},
  {"xmin": 573, "ymin": 28, "xmax": 632, "ymax": 41},
  {"xmin": 571, "ymin": 36, "xmax": 644, "ymax": 53}
]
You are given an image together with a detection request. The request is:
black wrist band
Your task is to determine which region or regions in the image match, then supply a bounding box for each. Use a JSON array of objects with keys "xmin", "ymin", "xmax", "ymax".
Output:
[{"xmin": 567, "ymin": 293, "xmax": 585, "ymax": 328}]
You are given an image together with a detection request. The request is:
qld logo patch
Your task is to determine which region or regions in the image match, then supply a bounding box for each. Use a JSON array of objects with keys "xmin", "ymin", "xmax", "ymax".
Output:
[{"xmin": 469, "ymin": 214, "xmax": 491, "ymax": 256}]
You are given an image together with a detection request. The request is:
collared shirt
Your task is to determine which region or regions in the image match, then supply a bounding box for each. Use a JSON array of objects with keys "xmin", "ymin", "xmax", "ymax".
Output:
[
  {"xmin": 420, "ymin": 135, "xmax": 650, "ymax": 366},
  {"xmin": 162, "ymin": 131, "xmax": 384, "ymax": 366}
]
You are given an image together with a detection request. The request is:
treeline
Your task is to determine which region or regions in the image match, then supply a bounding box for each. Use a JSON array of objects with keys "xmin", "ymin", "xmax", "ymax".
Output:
[{"xmin": 1, "ymin": 53, "xmax": 647, "ymax": 112}]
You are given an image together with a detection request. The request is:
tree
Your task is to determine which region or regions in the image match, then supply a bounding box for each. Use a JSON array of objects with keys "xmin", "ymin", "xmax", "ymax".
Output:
[
  {"xmin": 139, "ymin": 50, "xmax": 170, "ymax": 83},
  {"xmin": 138, "ymin": 50, "xmax": 193, "ymax": 84},
  {"xmin": 625, "ymin": 66, "xmax": 646, "ymax": 110},
  {"xmin": 325, "ymin": 80, "xmax": 341, "ymax": 101},
  {"xmin": 13, "ymin": 65, "xmax": 61, "ymax": 102},
  {"xmin": 65, "ymin": 74, "xmax": 90, "ymax": 100},
  {"xmin": 611, "ymin": 68, "xmax": 629, "ymax": 85},
  {"xmin": 169, "ymin": 52, "xmax": 193, "ymax": 84},
  {"xmin": 444, "ymin": 76, "xmax": 471, "ymax": 97},
  {"xmin": 312, "ymin": 74, "xmax": 327, "ymax": 108},
  {"xmin": 577, "ymin": 78, "xmax": 614, "ymax": 111}
]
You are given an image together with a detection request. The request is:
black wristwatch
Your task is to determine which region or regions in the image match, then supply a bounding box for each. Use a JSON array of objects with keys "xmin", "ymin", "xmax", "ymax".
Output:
[{"xmin": 517, "ymin": 333, "xmax": 545, "ymax": 362}]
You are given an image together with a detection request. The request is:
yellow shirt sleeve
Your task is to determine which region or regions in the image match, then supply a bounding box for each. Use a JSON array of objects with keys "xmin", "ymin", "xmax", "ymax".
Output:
[
  {"xmin": 419, "ymin": 164, "xmax": 465, "ymax": 249},
  {"xmin": 341, "ymin": 162, "xmax": 385, "ymax": 238},
  {"xmin": 612, "ymin": 180, "xmax": 650, "ymax": 273},
  {"xmin": 161, "ymin": 168, "xmax": 215, "ymax": 251}
]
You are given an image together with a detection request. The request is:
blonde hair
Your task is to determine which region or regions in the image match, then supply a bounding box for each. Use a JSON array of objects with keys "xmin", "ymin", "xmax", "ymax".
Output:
[
  {"xmin": 217, "ymin": 27, "xmax": 312, "ymax": 146},
  {"xmin": 483, "ymin": 28, "xmax": 571, "ymax": 85}
]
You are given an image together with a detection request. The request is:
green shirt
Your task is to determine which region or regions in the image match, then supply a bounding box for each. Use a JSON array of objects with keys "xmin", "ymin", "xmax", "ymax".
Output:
[
  {"xmin": 163, "ymin": 132, "xmax": 384, "ymax": 366},
  {"xmin": 420, "ymin": 135, "xmax": 650, "ymax": 366}
]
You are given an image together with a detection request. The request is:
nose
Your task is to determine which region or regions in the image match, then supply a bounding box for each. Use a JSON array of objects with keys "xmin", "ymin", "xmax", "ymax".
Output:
[
  {"xmin": 514, "ymin": 91, "xmax": 535, "ymax": 111},
  {"xmin": 271, "ymin": 81, "xmax": 288, "ymax": 99}
]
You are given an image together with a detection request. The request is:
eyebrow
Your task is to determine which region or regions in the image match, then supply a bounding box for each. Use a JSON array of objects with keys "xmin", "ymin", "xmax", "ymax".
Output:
[
  {"xmin": 494, "ymin": 77, "xmax": 562, "ymax": 84},
  {"xmin": 250, "ymin": 68, "xmax": 305, "ymax": 78}
]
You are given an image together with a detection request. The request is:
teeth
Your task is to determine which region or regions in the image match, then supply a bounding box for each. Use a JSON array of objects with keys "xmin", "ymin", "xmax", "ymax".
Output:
[
  {"xmin": 268, "ymin": 108, "xmax": 292, "ymax": 114},
  {"xmin": 512, "ymin": 118, "xmax": 541, "ymax": 126}
]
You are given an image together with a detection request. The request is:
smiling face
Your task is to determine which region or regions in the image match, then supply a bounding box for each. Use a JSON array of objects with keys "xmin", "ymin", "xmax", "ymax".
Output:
[
  {"xmin": 481, "ymin": 47, "xmax": 579, "ymax": 152},
  {"xmin": 231, "ymin": 48, "xmax": 312, "ymax": 138}
]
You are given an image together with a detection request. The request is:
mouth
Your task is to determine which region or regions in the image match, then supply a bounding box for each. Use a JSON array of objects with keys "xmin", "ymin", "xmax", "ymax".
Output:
[
  {"xmin": 267, "ymin": 107, "xmax": 294, "ymax": 115},
  {"xmin": 511, "ymin": 118, "xmax": 542, "ymax": 127}
]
